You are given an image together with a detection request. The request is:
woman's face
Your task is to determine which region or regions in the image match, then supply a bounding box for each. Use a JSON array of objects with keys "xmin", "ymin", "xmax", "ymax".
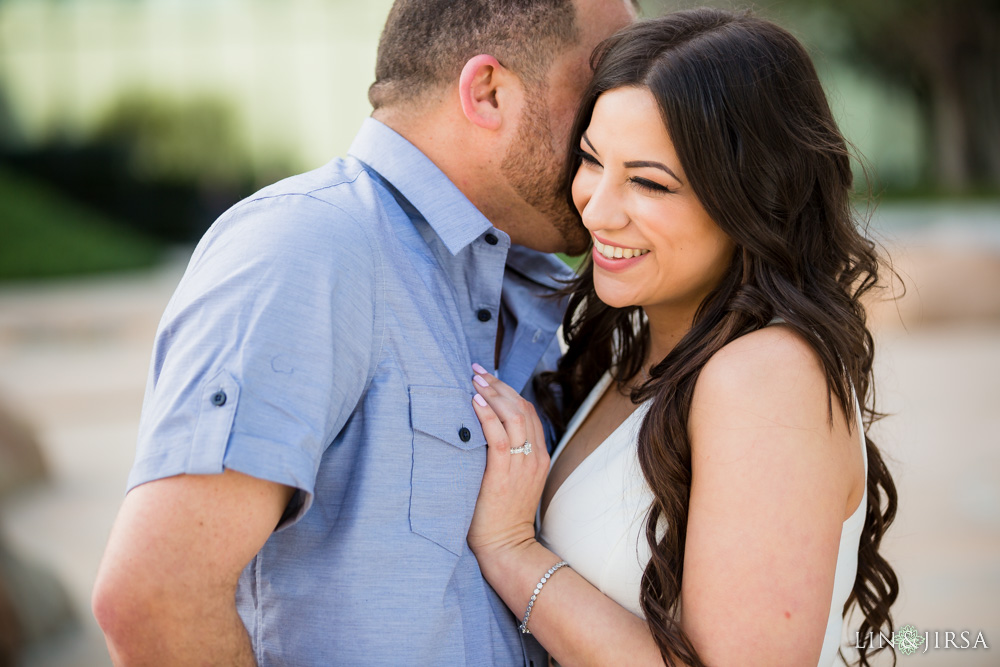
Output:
[{"xmin": 571, "ymin": 86, "xmax": 735, "ymax": 321}]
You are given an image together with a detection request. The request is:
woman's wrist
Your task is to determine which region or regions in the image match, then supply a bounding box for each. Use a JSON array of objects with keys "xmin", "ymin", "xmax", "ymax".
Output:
[
  {"xmin": 469, "ymin": 516, "xmax": 539, "ymax": 564},
  {"xmin": 474, "ymin": 538, "xmax": 567, "ymax": 622},
  {"xmin": 518, "ymin": 560, "xmax": 570, "ymax": 634},
  {"xmin": 471, "ymin": 533, "xmax": 539, "ymax": 577}
]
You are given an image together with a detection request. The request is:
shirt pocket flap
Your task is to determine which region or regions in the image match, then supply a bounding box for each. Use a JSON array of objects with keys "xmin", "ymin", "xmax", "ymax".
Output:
[
  {"xmin": 407, "ymin": 385, "xmax": 487, "ymax": 556},
  {"xmin": 409, "ymin": 385, "xmax": 486, "ymax": 450}
]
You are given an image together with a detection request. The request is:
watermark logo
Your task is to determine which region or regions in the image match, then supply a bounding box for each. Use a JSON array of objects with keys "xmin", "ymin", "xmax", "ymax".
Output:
[
  {"xmin": 854, "ymin": 625, "xmax": 989, "ymax": 656},
  {"xmin": 893, "ymin": 625, "xmax": 926, "ymax": 655}
]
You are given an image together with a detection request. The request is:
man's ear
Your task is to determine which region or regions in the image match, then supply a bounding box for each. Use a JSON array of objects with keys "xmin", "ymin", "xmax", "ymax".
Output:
[{"xmin": 458, "ymin": 54, "xmax": 509, "ymax": 130}]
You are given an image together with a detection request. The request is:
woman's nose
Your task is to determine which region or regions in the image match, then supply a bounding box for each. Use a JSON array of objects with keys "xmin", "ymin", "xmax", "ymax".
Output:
[{"xmin": 579, "ymin": 177, "xmax": 630, "ymax": 232}]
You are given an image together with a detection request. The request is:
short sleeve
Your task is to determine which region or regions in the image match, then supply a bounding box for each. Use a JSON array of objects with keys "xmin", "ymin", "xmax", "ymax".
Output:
[{"xmin": 128, "ymin": 193, "xmax": 380, "ymax": 526}]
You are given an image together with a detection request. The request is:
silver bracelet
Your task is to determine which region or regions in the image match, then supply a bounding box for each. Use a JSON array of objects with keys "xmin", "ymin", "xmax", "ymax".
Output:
[{"xmin": 519, "ymin": 561, "xmax": 569, "ymax": 634}]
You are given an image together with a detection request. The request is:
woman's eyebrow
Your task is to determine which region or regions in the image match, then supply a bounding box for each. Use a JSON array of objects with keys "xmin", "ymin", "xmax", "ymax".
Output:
[
  {"xmin": 624, "ymin": 160, "xmax": 682, "ymax": 184},
  {"xmin": 583, "ymin": 133, "xmax": 683, "ymax": 184}
]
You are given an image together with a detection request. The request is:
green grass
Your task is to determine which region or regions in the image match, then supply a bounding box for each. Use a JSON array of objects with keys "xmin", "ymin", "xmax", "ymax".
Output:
[{"xmin": 0, "ymin": 168, "xmax": 163, "ymax": 280}]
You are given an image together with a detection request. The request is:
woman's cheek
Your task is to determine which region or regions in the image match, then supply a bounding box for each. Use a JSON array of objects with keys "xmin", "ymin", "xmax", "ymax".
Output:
[{"xmin": 571, "ymin": 170, "xmax": 593, "ymax": 220}]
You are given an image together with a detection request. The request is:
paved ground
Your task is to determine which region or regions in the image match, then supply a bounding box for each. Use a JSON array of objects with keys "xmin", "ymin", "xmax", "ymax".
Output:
[
  {"xmin": 0, "ymin": 259, "xmax": 186, "ymax": 666},
  {"xmin": 0, "ymin": 248, "xmax": 997, "ymax": 665}
]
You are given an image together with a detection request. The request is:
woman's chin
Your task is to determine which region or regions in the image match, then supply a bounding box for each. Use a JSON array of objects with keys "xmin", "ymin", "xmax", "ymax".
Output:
[{"xmin": 593, "ymin": 285, "xmax": 638, "ymax": 310}]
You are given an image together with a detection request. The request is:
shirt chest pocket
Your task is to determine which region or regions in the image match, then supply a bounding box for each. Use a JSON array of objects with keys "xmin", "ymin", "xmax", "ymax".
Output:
[{"xmin": 408, "ymin": 385, "xmax": 487, "ymax": 556}]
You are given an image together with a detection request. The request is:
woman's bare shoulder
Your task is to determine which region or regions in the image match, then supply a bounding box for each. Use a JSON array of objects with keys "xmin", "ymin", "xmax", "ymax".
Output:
[{"xmin": 691, "ymin": 324, "xmax": 837, "ymax": 441}]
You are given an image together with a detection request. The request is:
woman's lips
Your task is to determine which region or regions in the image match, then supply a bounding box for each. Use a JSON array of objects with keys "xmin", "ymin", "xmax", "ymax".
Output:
[
  {"xmin": 593, "ymin": 237, "xmax": 648, "ymax": 259},
  {"xmin": 592, "ymin": 236, "xmax": 649, "ymax": 272}
]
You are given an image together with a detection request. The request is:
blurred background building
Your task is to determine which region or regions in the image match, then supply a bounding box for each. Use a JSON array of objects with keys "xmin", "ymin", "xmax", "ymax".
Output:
[{"xmin": 0, "ymin": 0, "xmax": 997, "ymax": 664}]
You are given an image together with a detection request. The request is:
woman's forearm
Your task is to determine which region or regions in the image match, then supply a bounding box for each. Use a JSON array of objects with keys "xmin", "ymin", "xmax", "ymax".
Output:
[{"xmin": 476, "ymin": 540, "xmax": 669, "ymax": 667}]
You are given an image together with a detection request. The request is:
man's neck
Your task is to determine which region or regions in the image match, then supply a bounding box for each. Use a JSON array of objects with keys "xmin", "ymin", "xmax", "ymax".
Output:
[{"xmin": 371, "ymin": 107, "xmax": 520, "ymax": 242}]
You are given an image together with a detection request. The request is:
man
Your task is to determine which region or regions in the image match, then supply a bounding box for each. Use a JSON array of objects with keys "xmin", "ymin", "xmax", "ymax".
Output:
[{"xmin": 92, "ymin": 0, "xmax": 637, "ymax": 664}]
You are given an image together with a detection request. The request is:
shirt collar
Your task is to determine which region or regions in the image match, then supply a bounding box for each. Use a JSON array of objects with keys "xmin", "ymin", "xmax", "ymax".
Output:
[
  {"xmin": 348, "ymin": 118, "xmax": 579, "ymax": 290},
  {"xmin": 504, "ymin": 245, "xmax": 577, "ymax": 291},
  {"xmin": 348, "ymin": 118, "xmax": 491, "ymax": 256}
]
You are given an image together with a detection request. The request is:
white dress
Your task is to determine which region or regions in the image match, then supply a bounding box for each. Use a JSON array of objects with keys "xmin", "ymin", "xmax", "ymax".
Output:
[{"xmin": 538, "ymin": 371, "xmax": 868, "ymax": 667}]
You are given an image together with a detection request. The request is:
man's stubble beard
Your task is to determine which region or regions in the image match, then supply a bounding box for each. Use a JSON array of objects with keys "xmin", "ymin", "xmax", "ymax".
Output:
[{"xmin": 500, "ymin": 90, "xmax": 590, "ymax": 255}]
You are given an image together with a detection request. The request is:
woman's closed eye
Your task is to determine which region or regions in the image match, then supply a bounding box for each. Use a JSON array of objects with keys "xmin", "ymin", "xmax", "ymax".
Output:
[
  {"xmin": 628, "ymin": 176, "xmax": 672, "ymax": 195},
  {"xmin": 577, "ymin": 147, "xmax": 674, "ymax": 195},
  {"xmin": 577, "ymin": 148, "xmax": 602, "ymax": 168}
]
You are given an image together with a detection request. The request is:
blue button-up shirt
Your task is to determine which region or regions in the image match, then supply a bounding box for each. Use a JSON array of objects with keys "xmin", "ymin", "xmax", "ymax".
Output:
[{"xmin": 128, "ymin": 118, "xmax": 573, "ymax": 666}]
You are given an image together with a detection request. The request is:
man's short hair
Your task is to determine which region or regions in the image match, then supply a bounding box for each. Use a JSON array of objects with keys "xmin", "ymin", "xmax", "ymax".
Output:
[{"xmin": 369, "ymin": 0, "xmax": 578, "ymax": 110}]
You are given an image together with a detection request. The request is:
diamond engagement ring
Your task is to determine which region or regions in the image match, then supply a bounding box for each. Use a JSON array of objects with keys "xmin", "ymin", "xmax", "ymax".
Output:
[{"xmin": 509, "ymin": 441, "xmax": 533, "ymax": 455}]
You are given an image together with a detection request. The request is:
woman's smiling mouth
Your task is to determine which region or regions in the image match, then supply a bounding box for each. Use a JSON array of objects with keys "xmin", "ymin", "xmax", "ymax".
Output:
[
  {"xmin": 591, "ymin": 235, "xmax": 651, "ymax": 272},
  {"xmin": 593, "ymin": 236, "xmax": 650, "ymax": 259}
]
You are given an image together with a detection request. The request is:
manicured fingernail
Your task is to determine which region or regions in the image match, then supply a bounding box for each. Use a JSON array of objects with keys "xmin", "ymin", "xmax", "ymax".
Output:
[
  {"xmin": 472, "ymin": 362, "xmax": 488, "ymax": 375},
  {"xmin": 473, "ymin": 374, "xmax": 489, "ymax": 387},
  {"xmin": 474, "ymin": 394, "xmax": 488, "ymax": 407}
]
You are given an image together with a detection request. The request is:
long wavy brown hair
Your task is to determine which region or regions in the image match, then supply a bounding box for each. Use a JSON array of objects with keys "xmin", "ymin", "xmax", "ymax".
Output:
[{"xmin": 535, "ymin": 8, "xmax": 898, "ymax": 666}]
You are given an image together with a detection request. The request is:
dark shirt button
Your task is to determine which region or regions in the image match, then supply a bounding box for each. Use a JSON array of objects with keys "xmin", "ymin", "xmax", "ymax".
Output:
[
  {"xmin": 211, "ymin": 390, "xmax": 227, "ymax": 407},
  {"xmin": 458, "ymin": 427, "xmax": 471, "ymax": 442},
  {"xmin": 485, "ymin": 233, "xmax": 499, "ymax": 246},
  {"xmin": 477, "ymin": 309, "xmax": 492, "ymax": 322}
]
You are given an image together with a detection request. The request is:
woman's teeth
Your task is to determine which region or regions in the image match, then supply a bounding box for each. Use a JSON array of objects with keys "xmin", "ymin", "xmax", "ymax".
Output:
[{"xmin": 593, "ymin": 238, "xmax": 649, "ymax": 259}]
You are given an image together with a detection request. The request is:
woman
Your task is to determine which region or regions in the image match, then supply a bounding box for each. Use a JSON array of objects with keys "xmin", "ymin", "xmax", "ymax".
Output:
[{"xmin": 466, "ymin": 8, "xmax": 897, "ymax": 667}]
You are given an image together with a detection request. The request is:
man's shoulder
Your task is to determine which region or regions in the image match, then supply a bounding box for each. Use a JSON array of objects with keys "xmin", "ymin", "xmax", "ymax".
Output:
[
  {"xmin": 183, "ymin": 157, "xmax": 396, "ymax": 288},
  {"xmin": 237, "ymin": 157, "xmax": 379, "ymax": 218},
  {"xmin": 201, "ymin": 157, "xmax": 396, "ymax": 251}
]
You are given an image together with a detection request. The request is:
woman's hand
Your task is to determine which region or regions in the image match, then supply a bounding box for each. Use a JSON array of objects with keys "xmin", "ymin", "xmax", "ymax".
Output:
[
  {"xmin": 467, "ymin": 364, "xmax": 551, "ymax": 566},
  {"xmin": 465, "ymin": 366, "xmax": 662, "ymax": 665}
]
